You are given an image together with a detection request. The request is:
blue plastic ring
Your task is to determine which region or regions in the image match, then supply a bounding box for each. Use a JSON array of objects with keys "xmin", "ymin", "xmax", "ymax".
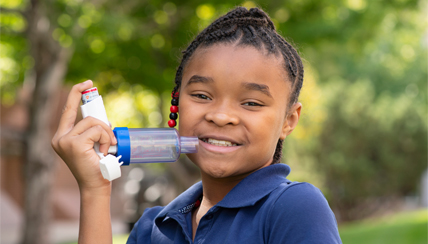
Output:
[{"xmin": 113, "ymin": 127, "xmax": 130, "ymax": 165}]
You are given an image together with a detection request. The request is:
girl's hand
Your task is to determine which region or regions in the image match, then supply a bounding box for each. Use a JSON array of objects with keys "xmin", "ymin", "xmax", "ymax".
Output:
[{"xmin": 51, "ymin": 80, "xmax": 117, "ymax": 193}]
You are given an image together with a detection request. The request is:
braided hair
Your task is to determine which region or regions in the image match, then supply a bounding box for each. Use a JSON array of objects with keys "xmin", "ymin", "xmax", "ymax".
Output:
[{"xmin": 173, "ymin": 7, "xmax": 304, "ymax": 164}]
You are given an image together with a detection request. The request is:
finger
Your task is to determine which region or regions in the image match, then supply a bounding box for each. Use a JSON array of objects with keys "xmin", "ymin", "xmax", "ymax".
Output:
[
  {"xmin": 56, "ymin": 80, "xmax": 93, "ymax": 136},
  {"xmin": 80, "ymin": 125, "xmax": 112, "ymax": 155},
  {"xmin": 72, "ymin": 116, "xmax": 117, "ymax": 145}
]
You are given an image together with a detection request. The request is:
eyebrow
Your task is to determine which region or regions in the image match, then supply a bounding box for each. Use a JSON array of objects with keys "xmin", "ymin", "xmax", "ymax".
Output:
[
  {"xmin": 185, "ymin": 76, "xmax": 272, "ymax": 98},
  {"xmin": 242, "ymin": 82, "xmax": 272, "ymax": 98},
  {"xmin": 185, "ymin": 75, "xmax": 214, "ymax": 87}
]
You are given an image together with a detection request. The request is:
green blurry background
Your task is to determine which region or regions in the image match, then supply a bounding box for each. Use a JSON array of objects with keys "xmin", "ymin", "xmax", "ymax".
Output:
[{"xmin": 0, "ymin": 0, "xmax": 426, "ymax": 243}]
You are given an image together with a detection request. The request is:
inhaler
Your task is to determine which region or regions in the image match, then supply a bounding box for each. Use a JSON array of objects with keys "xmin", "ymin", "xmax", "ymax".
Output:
[{"xmin": 80, "ymin": 87, "xmax": 199, "ymax": 181}]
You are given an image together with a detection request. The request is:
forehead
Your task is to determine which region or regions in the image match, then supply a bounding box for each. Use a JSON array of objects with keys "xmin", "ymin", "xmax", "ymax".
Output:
[{"xmin": 182, "ymin": 44, "xmax": 290, "ymax": 90}]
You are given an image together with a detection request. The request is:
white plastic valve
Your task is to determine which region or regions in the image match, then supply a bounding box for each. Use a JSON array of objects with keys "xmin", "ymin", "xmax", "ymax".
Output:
[{"xmin": 99, "ymin": 155, "xmax": 123, "ymax": 181}]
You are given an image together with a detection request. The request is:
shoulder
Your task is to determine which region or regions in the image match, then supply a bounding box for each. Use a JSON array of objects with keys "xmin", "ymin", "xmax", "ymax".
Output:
[
  {"xmin": 267, "ymin": 182, "xmax": 334, "ymax": 222},
  {"xmin": 126, "ymin": 206, "xmax": 164, "ymax": 244},
  {"xmin": 265, "ymin": 182, "xmax": 342, "ymax": 243},
  {"xmin": 271, "ymin": 182, "xmax": 330, "ymax": 212}
]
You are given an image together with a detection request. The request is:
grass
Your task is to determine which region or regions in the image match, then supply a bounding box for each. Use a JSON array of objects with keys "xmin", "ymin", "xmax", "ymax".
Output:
[
  {"xmin": 339, "ymin": 208, "xmax": 428, "ymax": 244},
  {"xmin": 111, "ymin": 235, "xmax": 129, "ymax": 243}
]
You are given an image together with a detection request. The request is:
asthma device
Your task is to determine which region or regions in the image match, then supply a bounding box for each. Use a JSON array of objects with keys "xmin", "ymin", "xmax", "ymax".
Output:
[{"xmin": 80, "ymin": 87, "xmax": 198, "ymax": 181}]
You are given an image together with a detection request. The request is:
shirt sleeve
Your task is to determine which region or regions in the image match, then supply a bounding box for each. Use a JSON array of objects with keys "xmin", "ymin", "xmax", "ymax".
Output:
[
  {"xmin": 266, "ymin": 183, "xmax": 342, "ymax": 244},
  {"xmin": 127, "ymin": 206, "xmax": 164, "ymax": 244}
]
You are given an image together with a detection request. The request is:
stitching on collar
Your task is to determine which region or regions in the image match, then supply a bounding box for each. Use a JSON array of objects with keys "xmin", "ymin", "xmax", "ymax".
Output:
[{"xmin": 178, "ymin": 202, "xmax": 196, "ymax": 214}]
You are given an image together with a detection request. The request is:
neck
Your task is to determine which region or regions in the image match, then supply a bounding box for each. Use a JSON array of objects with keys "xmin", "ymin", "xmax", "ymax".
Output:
[{"xmin": 200, "ymin": 173, "xmax": 246, "ymax": 207}]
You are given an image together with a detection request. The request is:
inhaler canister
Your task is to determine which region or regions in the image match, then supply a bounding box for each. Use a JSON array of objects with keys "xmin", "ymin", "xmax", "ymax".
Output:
[
  {"xmin": 81, "ymin": 87, "xmax": 123, "ymax": 181},
  {"xmin": 80, "ymin": 87, "xmax": 109, "ymax": 126},
  {"xmin": 111, "ymin": 127, "xmax": 199, "ymax": 165},
  {"xmin": 80, "ymin": 87, "xmax": 117, "ymax": 159}
]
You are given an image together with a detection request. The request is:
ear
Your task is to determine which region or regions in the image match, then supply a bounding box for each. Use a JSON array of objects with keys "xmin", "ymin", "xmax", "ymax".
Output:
[{"xmin": 280, "ymin": 102, "xmax": 302, "ymax": 140}]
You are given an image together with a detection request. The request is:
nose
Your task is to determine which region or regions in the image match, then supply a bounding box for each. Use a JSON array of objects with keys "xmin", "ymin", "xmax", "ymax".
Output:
[{"xmin": 205, "ymin": 104, "xmax": 240, "ymax": 127}]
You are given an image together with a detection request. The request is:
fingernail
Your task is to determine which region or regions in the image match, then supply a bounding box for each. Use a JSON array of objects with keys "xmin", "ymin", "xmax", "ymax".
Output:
[{"xmin": 83, "ymin": 80, "xmax": 91, "ymax": 84}]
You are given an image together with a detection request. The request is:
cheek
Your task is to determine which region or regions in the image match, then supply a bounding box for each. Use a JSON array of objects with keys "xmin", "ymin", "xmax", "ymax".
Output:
[
  {"xmin": 178, "ymin": 111, "xmax": 190, "ymax": 135},
  {"xmin": 177, "ymin": 99, "xmax": 200, "ymax": 133},
  {"xmin": 251, "ymin": 113, "xmax": 285, "ymax": 143},
  {"xmin": 177, "ymin": 99, "xmax": 188, "ymax": 132}
]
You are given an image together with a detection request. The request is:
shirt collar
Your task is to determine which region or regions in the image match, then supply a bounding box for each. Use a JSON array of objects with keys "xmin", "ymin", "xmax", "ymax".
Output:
[
  {"xmin": 155, "ymin": 164, "xmax": 290, "ymax": 221},
  {"xmin": 216, "ymin": 163, "xmax": 290, "ymax": 208},
  {"xmin": 155, "ymin": 181, "xmax": 203, "ymax": 222}
]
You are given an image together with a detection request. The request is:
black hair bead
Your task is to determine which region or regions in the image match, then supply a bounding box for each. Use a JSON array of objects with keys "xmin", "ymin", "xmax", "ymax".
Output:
[
  {"xmin": 171, "ymin": 98, "xmax": 179, "ymax": 106},
  {"xmin": 169, "ymin": 113, "xmax": 178, "ymax": 120}
]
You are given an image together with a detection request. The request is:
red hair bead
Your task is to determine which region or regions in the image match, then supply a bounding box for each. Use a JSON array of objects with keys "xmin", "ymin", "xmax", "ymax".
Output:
[
  {"xmin": 168, "ymin": 119, "xmax": 176, "ymax": 127},
  {"xmin": 170, "ymin": 105, "xmax": 179, "ymax": 113}
]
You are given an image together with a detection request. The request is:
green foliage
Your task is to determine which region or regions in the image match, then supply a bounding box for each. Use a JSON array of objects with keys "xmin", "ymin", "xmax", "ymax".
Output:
[
  {"xmin": 0, "ymin": 20, "xmax": 29, "ymax": 105},
  {"xmin": 313, "ymin": 79, "xmax": 426, "ymax": 220},
  {"xmin": 282, "ymin": 0, "xmax": 427, "ymax": 221}
]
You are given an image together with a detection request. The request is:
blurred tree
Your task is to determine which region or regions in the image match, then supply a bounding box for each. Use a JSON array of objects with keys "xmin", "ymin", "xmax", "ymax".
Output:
[
  {"xmin": 313, "ymin": 79, "xmax": 425, "ymax": 221},
  {"xmin": 282, "ymin": 0, "xmax": 427, "ymax": 221},
  {"xmin": 1, "ymin": 0, "xmax": 77, "ymax": 243}
]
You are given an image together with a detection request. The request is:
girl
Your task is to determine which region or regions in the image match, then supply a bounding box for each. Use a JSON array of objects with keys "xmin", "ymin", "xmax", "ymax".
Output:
[{"xmin": 52, "ymin": 7, "xmax": 342, "ymax": 244}]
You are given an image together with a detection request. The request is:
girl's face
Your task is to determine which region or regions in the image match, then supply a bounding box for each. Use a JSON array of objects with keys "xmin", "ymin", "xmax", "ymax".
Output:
[{"xmin": 179, "ymin": 44, "xmax": 301, "ymax": 181}]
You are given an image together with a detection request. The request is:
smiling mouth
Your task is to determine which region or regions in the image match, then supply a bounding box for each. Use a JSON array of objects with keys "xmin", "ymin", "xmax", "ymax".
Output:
[{"xmin": 200, "ymin": 138, "xmax": 238, "ymax": 147}]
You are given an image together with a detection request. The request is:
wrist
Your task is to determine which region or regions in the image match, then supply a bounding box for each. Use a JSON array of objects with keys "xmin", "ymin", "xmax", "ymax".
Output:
[{"xmin": 80, "ymin": 183, "xmax": 112, "ymax": 198}]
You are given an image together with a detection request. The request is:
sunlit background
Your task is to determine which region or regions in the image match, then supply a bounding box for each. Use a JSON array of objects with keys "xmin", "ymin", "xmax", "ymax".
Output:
[{"xmin": 0, "ymin": 0, "xmax": 427, "ymax": 243}]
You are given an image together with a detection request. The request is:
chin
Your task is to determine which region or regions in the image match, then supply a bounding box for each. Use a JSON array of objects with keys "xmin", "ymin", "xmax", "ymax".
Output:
[
  {"xmin": 195, "ymin": 159, "xmax": 235, "ymax": 179},
  {"xmin": 205, "ymin": 168, "xmax": 231, "ymax": 179}
]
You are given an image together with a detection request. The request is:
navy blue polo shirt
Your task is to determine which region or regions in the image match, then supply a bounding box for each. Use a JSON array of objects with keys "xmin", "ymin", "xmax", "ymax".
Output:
[{"xmin": 127, "ymin": 164, "xmax": 342, "ymax": 244}]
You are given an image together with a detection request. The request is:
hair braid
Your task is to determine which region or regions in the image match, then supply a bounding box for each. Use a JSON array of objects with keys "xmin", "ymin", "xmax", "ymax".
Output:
[
  {"xmin": 271, "ymin": 33, "xmax": 304, "ymax": 104},
  {"xmin": 272, "ymin": 34, "xmax": 298, "ymax": 77},
  {"xmin": 249, "ymin": 7, "xmax": 276, "ymax": 30},
  {"xmin": 258, "ymin": 28, "xmax": 276, "ymax": 52},
  {"xmin": 173, "ymin": 7, "xmax": 304, "ymax": 164}
]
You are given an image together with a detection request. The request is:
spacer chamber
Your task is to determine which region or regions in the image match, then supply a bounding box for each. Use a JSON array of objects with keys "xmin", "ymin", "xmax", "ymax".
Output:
[{"xmin": 110, "ymin": 127, "xmax": 199, "ymax": 165}]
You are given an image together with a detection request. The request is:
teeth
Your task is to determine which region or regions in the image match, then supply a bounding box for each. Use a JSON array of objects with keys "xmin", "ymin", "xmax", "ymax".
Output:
[{"xmin": 204, "ymin": 138, "xmax": 237, "ymax": 147}]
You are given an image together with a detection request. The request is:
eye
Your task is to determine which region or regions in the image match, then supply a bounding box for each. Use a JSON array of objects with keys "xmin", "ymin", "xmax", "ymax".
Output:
[
  {"xmin": 243, "ymin": 101, "xmax": 263, "ymax": 107},
  {"xmin": 191, "ymin": 94, "xmax": 211, "ymax": 100}
]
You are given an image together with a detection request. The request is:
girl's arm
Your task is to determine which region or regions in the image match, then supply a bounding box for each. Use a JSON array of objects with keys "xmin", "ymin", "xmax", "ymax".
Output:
[{"xmin": 52, "ymin": 80, "xmax": 116, "ymax": 244}]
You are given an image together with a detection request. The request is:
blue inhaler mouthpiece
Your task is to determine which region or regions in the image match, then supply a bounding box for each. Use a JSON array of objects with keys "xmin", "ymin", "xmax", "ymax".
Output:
[{"xmin": 112, "ymin": 127, "xmax": 198, "ymax": 165}]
